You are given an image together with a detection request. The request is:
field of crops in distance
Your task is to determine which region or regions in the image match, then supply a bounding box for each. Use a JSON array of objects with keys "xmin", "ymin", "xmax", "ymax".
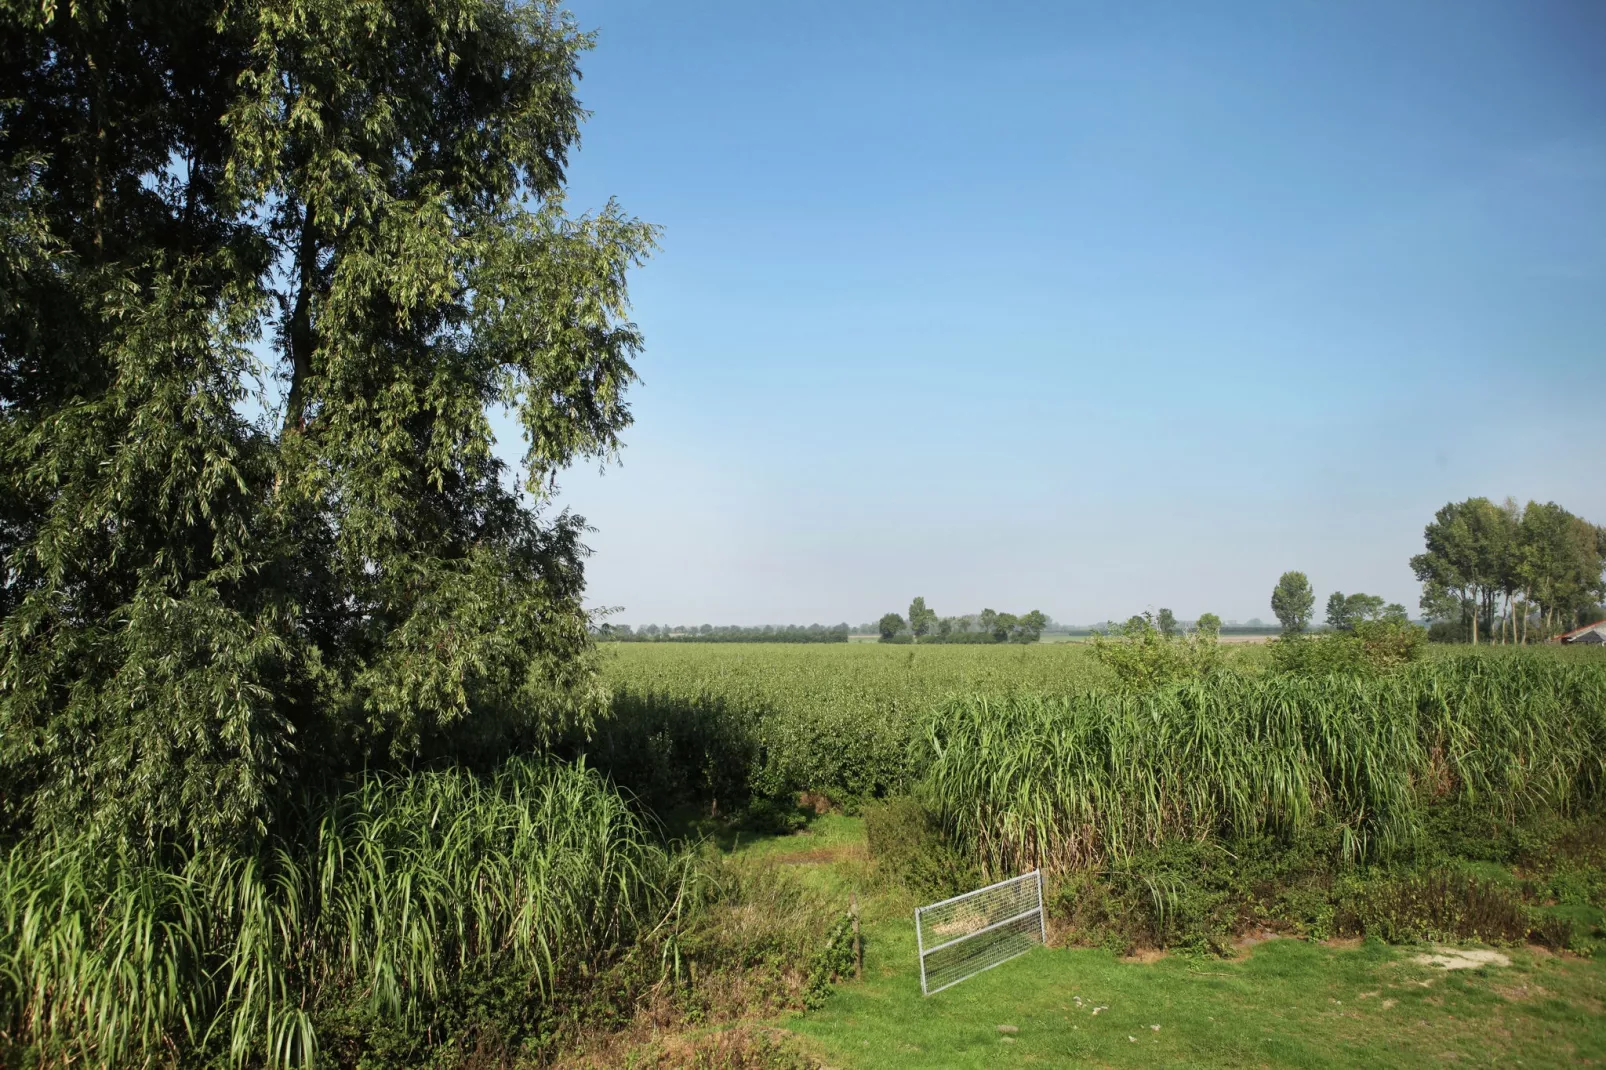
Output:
[{"xmin": 598, "ymin": 638, "xmax": 1122, "ymax": 706}]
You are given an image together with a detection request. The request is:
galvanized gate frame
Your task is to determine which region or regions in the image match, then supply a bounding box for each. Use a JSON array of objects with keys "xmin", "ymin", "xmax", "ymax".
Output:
[{"xmin": 915, "ymin": 870, "xmax": 1046, "ymax": 996}]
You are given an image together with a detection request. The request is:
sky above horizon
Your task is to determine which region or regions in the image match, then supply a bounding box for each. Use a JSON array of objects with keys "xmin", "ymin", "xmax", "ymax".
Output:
[{"xmin": 497, "ymin": 0, "xmax": 1606, "ymax": 627}]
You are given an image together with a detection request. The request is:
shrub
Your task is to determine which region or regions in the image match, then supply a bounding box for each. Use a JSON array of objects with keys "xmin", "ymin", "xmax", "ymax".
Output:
[
  {"xmin": 862, "ymin": 796, "xmax": 979, "ymax": 901},
  {"xmin": 1090, "ymin": 613, "xmax": 1224, "ymax": 688},
  {"xmin": 1270, "ymin": 620, "xmax": 1427, "ymax": 675},
  {"xmin": 1333, "ymin": 869, "xmax": 1560, "ymax": 946}
]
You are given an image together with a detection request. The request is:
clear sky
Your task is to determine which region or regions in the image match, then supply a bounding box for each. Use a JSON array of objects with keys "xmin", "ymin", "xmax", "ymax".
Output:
[{"xmin": 499, "ymin": 0, "xmax": 1606, "ymax": 627}]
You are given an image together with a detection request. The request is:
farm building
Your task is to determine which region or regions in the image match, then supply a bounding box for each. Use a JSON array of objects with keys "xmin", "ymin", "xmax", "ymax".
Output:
[{"xmin": 1558, "ymin": 620, "xmax": 1606, "ymax": 645}]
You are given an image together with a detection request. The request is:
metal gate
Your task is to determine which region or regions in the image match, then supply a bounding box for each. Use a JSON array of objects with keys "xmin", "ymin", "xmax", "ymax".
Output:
[{"xmin": 915, "ymin": 871, "xmax": 1045, "ymax": 996}]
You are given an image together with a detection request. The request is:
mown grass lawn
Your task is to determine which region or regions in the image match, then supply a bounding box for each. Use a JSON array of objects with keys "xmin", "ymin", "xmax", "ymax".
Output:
[{"xmin": 724, "ymin": 818, "xmax": 1606, "ymax": 1069}]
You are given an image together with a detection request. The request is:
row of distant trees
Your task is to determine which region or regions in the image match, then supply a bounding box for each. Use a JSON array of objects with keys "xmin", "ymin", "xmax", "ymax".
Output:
[
  {"xmin": 876, "ymin": 597, "xmax": 1049, "ymax": 643},
  {"xmin": 596, "ymin": 622, "xmax": 851, "ymax": 642},
  {"xmin": 1267, "ymin": 573, "xmax": 1409, "ymax": 634},
  {"xmin": 1412, "ymin": 498, "xmax": 1604, "ymax": 644},
  {"xmin": 1265, "ymin": 497, "xmax": 1604, "ymax": 645},
  {"xmin": 1103, "ymin": 608, "xmax": 1223, "ymax": 638}
]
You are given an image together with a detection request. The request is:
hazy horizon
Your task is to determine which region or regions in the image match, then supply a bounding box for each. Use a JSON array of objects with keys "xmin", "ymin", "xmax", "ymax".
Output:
[{"xmin": 490, "ymin": 1, "xmax": 1606, "ymax": 626}]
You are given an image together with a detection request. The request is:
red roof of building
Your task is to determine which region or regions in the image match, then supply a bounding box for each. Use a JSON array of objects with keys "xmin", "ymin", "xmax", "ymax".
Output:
[{"xmin": 1557, "ymin": 619, "xmax": 1606, "ymax": 642}]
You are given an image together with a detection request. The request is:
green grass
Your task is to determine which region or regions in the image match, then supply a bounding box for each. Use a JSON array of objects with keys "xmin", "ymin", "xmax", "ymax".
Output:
[
  {"xmin": 0, "ymin": 759, "xmax": 684, "ymax": 1068},
  {"xmin": 794, "ymin": 935, "xmax": 1606, "ymax": 1068},
  {"xmin": 925, "ymin": 659, "xmax": 1606, "ymax": 873},
  {"xmin": 702, "ymin": 817, "xmax": 1606, "ymax": 1069}
]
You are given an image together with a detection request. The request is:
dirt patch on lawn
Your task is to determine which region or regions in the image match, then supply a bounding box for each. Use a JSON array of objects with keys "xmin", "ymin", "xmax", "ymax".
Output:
[
  {"xmin": 1122, "ymin": 948, "xmax": 1167, "ymax": 964},
  {"xmin": 1412, "ymin": 948, "xmax": 1511, "ymax": 971},
  {"xmin": 769, "ymin": 844, "xmax": 867, "ymax": 866},
  {"xmin": 1234, "ymin": 927, "xmax": 1286, "ymax": 953}
]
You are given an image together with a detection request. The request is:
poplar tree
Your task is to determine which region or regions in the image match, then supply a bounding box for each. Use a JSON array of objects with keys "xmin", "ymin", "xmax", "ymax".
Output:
[
  {"xmin": 1270, "ymin": 571, "xmax": 1315, "ymax": 634},
  {"xmin": 0, "ymin": 0, "xmax": 653, "ymax": 845}
]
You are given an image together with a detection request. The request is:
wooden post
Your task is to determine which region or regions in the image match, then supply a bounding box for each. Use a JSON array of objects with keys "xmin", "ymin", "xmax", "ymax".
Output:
[{"xmin": 851, "ymin": 892, "xmax": 862, "ymax": 981}]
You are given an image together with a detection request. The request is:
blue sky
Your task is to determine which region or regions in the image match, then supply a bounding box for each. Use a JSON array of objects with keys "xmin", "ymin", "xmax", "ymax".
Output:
[{"xmin": 502, "ymin": 0, "xmax": 1606, "ymax": 626}]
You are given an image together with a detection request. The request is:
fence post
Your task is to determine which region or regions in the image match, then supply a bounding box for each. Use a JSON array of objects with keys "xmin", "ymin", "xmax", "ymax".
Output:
[
  {"xmin": 851, "ymin": 892, "xmax": 862, "ymax": 981},
  {"xmin": 1037, "ymin": 870, "xmax": 1047, "ymax": 944},
  {"xmin": 915, "ymin": 905, "xmax": 927, "ymax": 996}
]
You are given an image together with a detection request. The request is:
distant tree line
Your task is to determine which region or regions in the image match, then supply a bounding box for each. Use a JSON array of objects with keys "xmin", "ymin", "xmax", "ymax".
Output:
[
  {"xmin": 1263, "ymin": 497, "xmax": 1604, "ymax": 646},
  {"xmin": 876, "ymin": 597, "xmax": 1048, "ymax": 644},
  {"xmin": 596, "ymin": 623, "xmax": 851, "ymax": 643},
  {"xmin": 1411, "ymin": 498, "xmax": 1604, "ymax": 644}
]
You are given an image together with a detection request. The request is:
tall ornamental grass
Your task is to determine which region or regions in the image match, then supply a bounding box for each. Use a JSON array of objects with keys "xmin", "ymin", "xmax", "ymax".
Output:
[
  {"xmin": 0, "ymin": 759, "xmax": 683, "ymax": 1068},
  {"xmin": 925, "ymin": 656, "xmax": 1606, "ymax": 876}
]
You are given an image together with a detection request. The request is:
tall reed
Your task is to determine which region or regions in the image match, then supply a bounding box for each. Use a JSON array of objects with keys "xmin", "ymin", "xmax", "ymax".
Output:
[
  {"xmin": 923, "ymin": 656, "xmax": 1606, "ymax": 876},
  {"xmin": 0, "ymin": 759, "xmax": 682, "ymax": 1067}
]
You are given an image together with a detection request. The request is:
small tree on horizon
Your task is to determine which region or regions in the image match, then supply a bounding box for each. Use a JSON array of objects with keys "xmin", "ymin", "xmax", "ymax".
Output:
[
  {"xmin": 908, "ymin": 596, "xmax": 938, "ymax": 638},
  {"xmin": 1157, "ymin": 608, "xmax": 1178, "ymax": 637},
  {"xmin": 878, "ymin": 612, "xmax": 907, "ymax": 640},
  {"xmin": 1271, "ymin": 572, "xmax": 1315, "ymax": 633},
  {"xmin": 1326, "ymin": 591, "xmax": 1386, "ymax": 631}
]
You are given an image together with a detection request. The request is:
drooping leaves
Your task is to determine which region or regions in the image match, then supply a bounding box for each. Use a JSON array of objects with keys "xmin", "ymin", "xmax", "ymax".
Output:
[{"xmin": 0, "ymin": 0, "xmax": 652, "ymax": 845}]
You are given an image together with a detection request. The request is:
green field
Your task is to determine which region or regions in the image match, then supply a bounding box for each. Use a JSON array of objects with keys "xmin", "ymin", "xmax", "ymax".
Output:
[
  {"xmin": 9, "ymin": 639, "xmax": 1605, "ymax": 1068},
  {"xmin": 574, "ymin": 640, "xmax": 1606, "ymax": 1068}
]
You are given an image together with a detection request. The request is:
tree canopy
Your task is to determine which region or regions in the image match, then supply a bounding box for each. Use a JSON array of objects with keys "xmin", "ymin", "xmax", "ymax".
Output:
[
  {"xmin": 1411, "ymin": 498, "xmax": 1604, "ymax": 643},
  {"xmin": 0, "ymin": 0, "xmax": 653, "ymax": 846},
  {"xmin": 1270, "ymin": 571, "xmax": 1315, "ymax": 634},
  {"xmin": 907, "ymin": 596, "xmax": 937, "ymax": 638},
  {"xmin": 1324, "ymin": 591, "xmax": 1394, "ymax": 632}
]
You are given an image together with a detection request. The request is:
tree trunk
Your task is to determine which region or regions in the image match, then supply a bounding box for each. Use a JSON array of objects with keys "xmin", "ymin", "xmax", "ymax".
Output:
[{"xmin": 284, "ymin": 204, "xmax": 319, "ymax": 435}]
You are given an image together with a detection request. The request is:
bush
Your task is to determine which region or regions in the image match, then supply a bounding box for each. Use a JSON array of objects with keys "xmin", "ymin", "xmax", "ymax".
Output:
[
  {"xmin": 1270, "ymin": 620, "xmax": 1427, "ymax": 675},
  {"xmin": 1090, "ymin": 614, "xmax": 1224, "ymax": 687},
  {"xmin": 862, "ymin": 797, "xmax": 979, "ymax": 901},
  {"xmin": 1045, "ymin": 814, "xmax": 1603, "ymax": 956},
  {"xmin": 1333, "ymin": 869, "xmax": 1566, "ymax": 947}
]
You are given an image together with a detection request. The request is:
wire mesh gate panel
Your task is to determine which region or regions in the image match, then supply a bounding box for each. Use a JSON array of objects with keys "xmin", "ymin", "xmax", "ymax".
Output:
[{"xmin": 915, "ymin": 871, "xmax": 1045, "ymax": 996}]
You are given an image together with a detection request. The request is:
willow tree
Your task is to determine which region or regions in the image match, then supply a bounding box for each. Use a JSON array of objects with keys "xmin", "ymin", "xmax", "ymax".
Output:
[{"xmin": 0, "ymin": 0, "xmax": 653, "ymax": 845}]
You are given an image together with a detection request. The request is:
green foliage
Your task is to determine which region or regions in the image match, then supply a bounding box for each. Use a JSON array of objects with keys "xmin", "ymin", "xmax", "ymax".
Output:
[
  {"xmin": 590, "ymin": 644, "xmax": 1117, "ymax": 809},
  {"xmin": 906, "ymin": 597, "xmax": 936, "ymax": 639},
  {"xmin": 601, "ymin": 625, "xmax": 849, "ymax": 644},
  {"xmin": 0, "ymin": 0, "xmax": 653, "ymax": 847},
  {"xmin": 1016, "ymin": 609, "xmax": 1049, "ymax": 643},
  {"xmin": 1156, "ymin": 607, "xmax": 1177, "ymax": 637},
  {"xmin": 1090, "ymin": 611, "xmax": 1224, "ymax": 687},
  {"xmin": 1269, "ymin": 619, "xmax": 1427, "ymax": 675},
  {"xmin": 1195, "ymin": 612, "xmax": 1222, "ymax": 637},
  {"xmin": 1325, "ymin": 591, "xmax": 1387, "ymax": 631},
  {"xmin": 1413, "ymin": 497, "xmax": 1605, "ymax": 644},
  {"xmin": 663, "ymin": 852, "xmax": 862, "ymax": 1032},
  {"xmin": 1270, "ymin": 571, "xmax": 1315, "ymax": 633},
  {"xmin": 880, "ymin": 602, "xmax": 1046, "ymax": 644},
  {"xmin": 862, "ymin": 796, "xmax": 979, "ymax": 901},
  {"xmin": 922, "ymin": 656, "xmax": 1606, "ymax": 878},
  {"xmin": 1333, "ymin": 869, "xmax": 1561, "ymax": 947},
  {"xmin": 0, "ymin": 759, "xmax": 685, "ymax": 1068},
  {"xmin": 1048, "ymin": 818, "xmax": 1598, "ymax": 956}
]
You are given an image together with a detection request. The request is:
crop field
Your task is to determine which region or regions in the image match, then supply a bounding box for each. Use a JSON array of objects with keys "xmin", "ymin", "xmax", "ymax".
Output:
[
  {"xmin": 565, "ymin": 640, "xmax": 1606, "ymax": 1066},
  {"xmin": 7, "ymin": 637, "xmax": 1604, "ymax": 1068}
]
